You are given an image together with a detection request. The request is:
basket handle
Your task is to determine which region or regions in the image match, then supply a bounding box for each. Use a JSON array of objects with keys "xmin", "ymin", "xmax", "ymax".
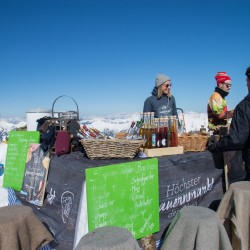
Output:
[{"xmin": 52, "ymin": 95, "xmax": 79, "ymax": 119}]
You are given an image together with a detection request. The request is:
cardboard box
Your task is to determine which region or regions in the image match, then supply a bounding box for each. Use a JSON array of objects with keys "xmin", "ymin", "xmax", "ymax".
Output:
[{"xmin": 142, "ymin": 146, "xmax": 184, "ymax": 157}]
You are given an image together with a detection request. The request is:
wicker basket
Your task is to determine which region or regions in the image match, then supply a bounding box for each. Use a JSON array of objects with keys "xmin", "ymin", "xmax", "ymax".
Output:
[
  {"xmin": 178, "ymin": 134, "xmax": 209, "ymax": 152},
  {"xmin": 81, "ymin": 139, "xmax": 143, "ymax": 160}
]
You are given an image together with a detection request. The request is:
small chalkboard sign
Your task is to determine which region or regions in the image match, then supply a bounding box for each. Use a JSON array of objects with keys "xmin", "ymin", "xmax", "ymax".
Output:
[
  {"xmin": 20, "ymin": 144, "xmax": 50, "ymax": 206},
  {"xmin": 3, "ymin": 131, "xmax": 40, "ymax": 191},
  {"xmin": 86, "ymin": 158, "xmax": 159, "ymax": 239}
]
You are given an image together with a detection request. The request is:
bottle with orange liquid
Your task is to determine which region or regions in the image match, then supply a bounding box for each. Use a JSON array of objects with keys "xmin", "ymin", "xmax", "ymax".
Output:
[
  {"xmin": 166, "ymin": 117, "xmax": 170, "ymax": 147},
  {"xmin": 173, "ymin": 115, "xmax": 179, "ymax": 146},
  {"xmin": 170, "ymin": 116, "xmax": 178, "ymax": 147}
]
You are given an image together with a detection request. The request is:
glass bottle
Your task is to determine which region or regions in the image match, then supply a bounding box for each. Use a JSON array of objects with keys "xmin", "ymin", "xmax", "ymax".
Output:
[
  {"xmin": 127, "ymin": 121, "xmax": 135, "ymax": 136},
  {"xmin": 174, "ymin": 115, "xmax": 179, "ymax": 146},
  {"xmin": 166, "ymin": 117, "xmax": 171, "ymax": 147},
  {"xmin": 200, "ymin": 125, "xmax": 206, "ymax": 134},
  {"xmin": 163, "ymin": 118, "xmax": 169, "ymax": 147},
  {"xmin": 155, "ymin": 118, "xmax": 161, "ymax": 148},
  {"xmin": 160, "ymin": 117, "xmax": 166, "ymax": 147},
  {"xmin": 145, "ymin": 112, "xmax": 152, "ymax": 148},
  {"xmin": 169, "ymin": 116, "xmax": 174, "ymax": 147},
  {"xmin": 150, "ymin": 113, "xmax": 156, "ymax": 148},
  {"xmin": 82, "ymin": 125, "xmax": 96, "ymax": 139},
  {"xmin": 141, "ymin": 113, "xmax": 147, "ymax": 148},
  {"xmin": 139, "ymin": 112, "xmax": 144, "ymax": 137}
]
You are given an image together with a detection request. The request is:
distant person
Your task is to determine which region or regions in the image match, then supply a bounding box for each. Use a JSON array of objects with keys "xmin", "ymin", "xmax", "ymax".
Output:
[
  {"xmin": 208, "ymin": 66, "xmax": 250, "ymax": 180},
  {"xmin": 143, "ymin": 73, "xmax": 178, "ymax": 118},
  {"xmin": 207, "ymin": 72, "xmax": 234, "ymax": 134}
]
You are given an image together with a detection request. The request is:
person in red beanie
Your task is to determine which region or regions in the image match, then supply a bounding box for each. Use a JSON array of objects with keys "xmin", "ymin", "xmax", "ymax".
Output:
[
  {"xmin": 207, "ymin": 72, "xmax": 239, "ymax": 192},
  {"xmin": 207, "ymin": 71, "xmax": 234, "ymax": 134},
  {"xmin": 208, "ymin": 66, "xmax": 250, "ymax": 181}
]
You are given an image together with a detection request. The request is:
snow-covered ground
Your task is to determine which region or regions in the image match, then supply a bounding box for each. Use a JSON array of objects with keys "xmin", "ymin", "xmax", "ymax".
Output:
[{"xmin": 0, "ymin": 111, "xmax": 208, "ymax": 137}]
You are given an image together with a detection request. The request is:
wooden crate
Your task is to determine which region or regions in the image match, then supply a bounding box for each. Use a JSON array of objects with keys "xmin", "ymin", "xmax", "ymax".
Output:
[{"xmin": 142, "ymin": 146, "xmax": 184, "ymax": 157}]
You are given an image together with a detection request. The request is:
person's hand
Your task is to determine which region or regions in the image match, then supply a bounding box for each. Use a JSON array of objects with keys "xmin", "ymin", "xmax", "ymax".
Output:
[
  {"xmin": 227, "ymin": 109, "xmax": 234, "ymax": 119},
  {"xmin": 207, "ymin": 142, "xmax": 219, "ymax": 153}
]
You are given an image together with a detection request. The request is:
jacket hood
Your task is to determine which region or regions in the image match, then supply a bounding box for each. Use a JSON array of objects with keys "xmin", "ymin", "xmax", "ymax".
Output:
[
  {"xmin": 215, "ymin": 86, "xmax": 229, "ymax": 98},
  {"xmin": 151, "ymin": 86, "xmax": 158, "ymax": 96},
  {"xmin": 151, "ymin": 86, "xmax": 172, "ymax": 98}
]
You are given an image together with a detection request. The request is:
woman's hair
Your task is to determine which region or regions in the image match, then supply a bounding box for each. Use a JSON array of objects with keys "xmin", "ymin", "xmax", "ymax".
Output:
[
  {"xmin": 157, "ymin": 86, "xmax": 172, "ymax": 99},
  {"xmin": 246, "ymin": 66, "xmax": 250, "ymax": 81}
]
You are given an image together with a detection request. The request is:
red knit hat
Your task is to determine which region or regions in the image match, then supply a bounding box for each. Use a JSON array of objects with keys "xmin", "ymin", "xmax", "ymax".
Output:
[{"xmin": 215, "ymin": 72, "xmax": 231, "ymax": 85}]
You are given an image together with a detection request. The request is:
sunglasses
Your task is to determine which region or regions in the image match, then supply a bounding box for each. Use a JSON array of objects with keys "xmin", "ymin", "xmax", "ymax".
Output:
[
  {"xmin": 163, "ymin": 83, "xmax": 172, "ymax": 88},
  {"xmin": 223, "ymin": 83, "xmax": 232, "ymax": 88}
]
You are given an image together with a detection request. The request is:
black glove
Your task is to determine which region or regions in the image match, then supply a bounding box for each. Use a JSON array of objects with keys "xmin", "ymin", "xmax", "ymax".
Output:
[{"xmin": 207, "ymin": 142, "xmax": 220, "ymax": 153}]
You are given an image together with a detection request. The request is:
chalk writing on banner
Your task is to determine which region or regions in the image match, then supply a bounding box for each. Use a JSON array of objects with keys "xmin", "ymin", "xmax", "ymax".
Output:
[
  {"xmin": 61, "ymin": 191, "xmax": 74, "ymax": 223},
  {"xmin": 159, "ymin": 176, "xmax": 215, "ymax": 219},
  {"xmin": 47, "ymin": 187, "xmax": 56, "ymax": 204},
  {"xmin": 3, "ymin": 131, "xmax": 40, "ymax": 191},
  {"xmin": 86, "ymin": 158, "xmax": 159, "ymax": 239}
]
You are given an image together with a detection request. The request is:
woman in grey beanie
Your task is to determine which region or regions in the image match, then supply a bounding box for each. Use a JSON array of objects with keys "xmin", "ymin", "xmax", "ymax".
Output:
[{"xmin": 143, "ymin": 73, "xmax": 178, "ymax": 118}]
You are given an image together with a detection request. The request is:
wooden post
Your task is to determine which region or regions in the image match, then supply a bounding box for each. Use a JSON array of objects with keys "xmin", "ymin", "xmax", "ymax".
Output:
[
  {"xmin": 141, "ymin": 234, "xmax": 156, "ymax": 250},
  {"xmin": 223, "ymin": 158, "xmax": 229, "ymax": 191},
  {"xmin": 219, "ymin": 126, "xmax": 229, "ymax": 191}
]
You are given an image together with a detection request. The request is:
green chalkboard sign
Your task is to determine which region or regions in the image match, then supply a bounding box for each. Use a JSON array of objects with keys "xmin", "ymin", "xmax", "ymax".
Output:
[
  {"xmin": 86, "ymin": 158, "xmax": 159, "ymax": 239},
  {"xmin": 3, "ymin": 131, "xmax": 40, "ymax": 191}
]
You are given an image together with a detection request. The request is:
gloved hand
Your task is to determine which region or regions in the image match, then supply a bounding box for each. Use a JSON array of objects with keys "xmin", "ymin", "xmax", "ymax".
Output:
[{"xmin": 207, "ymin": 142, "xmax": 220, "ymax": 153}]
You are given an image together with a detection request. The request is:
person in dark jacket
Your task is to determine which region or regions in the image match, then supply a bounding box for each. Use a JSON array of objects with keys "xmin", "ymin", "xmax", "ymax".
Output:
[
  {"xmin": 208, "ymin": 66, "xmax": 250, "ymax": 180},
  {"xmin": 143, "ymin": 73, "xmax": 178, "ymax": 118}
]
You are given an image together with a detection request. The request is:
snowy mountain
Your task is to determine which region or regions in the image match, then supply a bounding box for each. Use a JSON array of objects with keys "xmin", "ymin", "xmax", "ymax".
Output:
[{"xmin": 0, "ymin": 111, "xmax": 208, "ymax": 137}]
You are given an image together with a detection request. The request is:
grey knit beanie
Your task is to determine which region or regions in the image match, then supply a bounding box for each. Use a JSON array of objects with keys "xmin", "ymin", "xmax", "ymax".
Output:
[{"xmin": 155, "ymin": 74, "xmax": 171, "ymax": 87}]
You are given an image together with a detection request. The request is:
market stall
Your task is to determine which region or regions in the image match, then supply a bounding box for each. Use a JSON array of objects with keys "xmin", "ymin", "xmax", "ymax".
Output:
[
  {"xmin": 1, "ymin": 105, "xmax": 224, "ymax": 249},
  {"xmin": 14, "ymin": 150, "xmax": 223, "ymax": 249}
]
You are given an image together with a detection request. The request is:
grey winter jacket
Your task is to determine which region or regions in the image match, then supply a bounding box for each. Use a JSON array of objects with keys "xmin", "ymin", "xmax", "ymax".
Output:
[{"xmin": 143, "ymin": 86, "xmax": 178, "ymax": 118}]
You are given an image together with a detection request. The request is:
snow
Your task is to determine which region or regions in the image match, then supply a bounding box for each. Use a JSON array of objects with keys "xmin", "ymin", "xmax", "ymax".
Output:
[{"xmin": 0, "ymin": 111, "xmax": 208, "ymax": 137}]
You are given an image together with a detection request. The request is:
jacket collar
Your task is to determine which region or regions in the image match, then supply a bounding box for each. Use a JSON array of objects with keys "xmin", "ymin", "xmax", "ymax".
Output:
[
  {"xmin": 215, "ymin": 86, "xmax": 229, "ymax": 98},
  {"xmin": 244, "ymin": 93, "xmax": 250, "ymax": 102}
]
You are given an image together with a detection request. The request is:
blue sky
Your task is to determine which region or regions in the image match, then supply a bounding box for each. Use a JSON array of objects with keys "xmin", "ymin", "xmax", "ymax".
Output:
[{"xmin": 1, "ymin": 0, "xmax": 250, "ymax": 118}]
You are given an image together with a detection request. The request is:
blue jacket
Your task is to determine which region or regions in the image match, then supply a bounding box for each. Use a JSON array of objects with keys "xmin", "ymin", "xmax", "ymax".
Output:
[{"xmin": 143, "ymin": 87, "xmax": 178, "ymax": 118}]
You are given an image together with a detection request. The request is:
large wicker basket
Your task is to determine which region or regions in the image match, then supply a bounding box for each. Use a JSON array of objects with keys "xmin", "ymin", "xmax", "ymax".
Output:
[
  {"xmin": 81, "ymin": 139, "xmax": 143, "ymax": 160},
  {"xmin": 178, "ymin": 134, "xmax": 209, "ymax": 152}
]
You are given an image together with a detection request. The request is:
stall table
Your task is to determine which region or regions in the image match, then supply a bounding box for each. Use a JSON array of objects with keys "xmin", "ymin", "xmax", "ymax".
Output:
[{"xmin": 16, "ymin": 150, "xmax": 224, "ymax": 250}]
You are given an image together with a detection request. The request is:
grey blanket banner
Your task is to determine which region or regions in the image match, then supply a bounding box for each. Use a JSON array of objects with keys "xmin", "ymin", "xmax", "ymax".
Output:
[
  {"xmin": 156, "ymin": 151, "xmax": 224, "ymax": 241},
  {"xmin": 17, "ymin": 151, "xmax": 224, "ymax": 249}
]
